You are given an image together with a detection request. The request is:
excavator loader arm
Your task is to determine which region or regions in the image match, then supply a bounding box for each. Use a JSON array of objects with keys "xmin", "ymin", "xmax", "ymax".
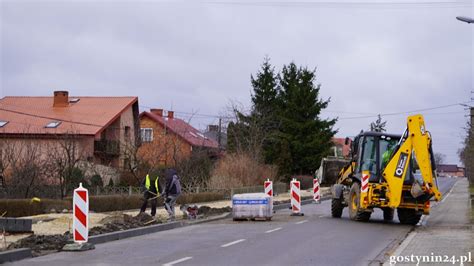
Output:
[{"xmin": 382, "ymin": 115, "xmax": 442, "ymax": 208}]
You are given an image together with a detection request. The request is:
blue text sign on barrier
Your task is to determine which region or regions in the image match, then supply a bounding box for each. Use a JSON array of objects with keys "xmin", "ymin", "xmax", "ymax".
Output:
[{"xmin": 233, "ymin": 199, "xmax": 268, "ymax": 205}]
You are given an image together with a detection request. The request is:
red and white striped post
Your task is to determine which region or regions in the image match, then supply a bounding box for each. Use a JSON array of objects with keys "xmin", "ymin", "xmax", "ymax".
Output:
[
  {"xmin": 313, "ymin": 178, "xmax": 321, "ymax": 204},
  {"xmin": 290, "ymin": 178, "xmax": 304, "ymax": 216},
  {"xmin": 361, "ymin": 172, "xmax": 369, "ymax": 193},
  {"xmin": 360, "ymin": 171, "xmax": 370, "ymax": 209},
  {"xmin": 264, "ymin": 179, "xmax": 273, "ymax": 197},
  {"xmin": 73, "ymin": 183, "xmax": 89, "ymax": 243}
]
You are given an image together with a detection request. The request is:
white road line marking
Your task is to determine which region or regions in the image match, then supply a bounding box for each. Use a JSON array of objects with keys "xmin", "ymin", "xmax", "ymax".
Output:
[
  {"xmin": 163, "ymin": 256, "xmax": 193, "ymax": 266},
  {"xmin": 440, "ymin": 181, "xmax": 455, "ymax": 203},
  {"xmin": 221, "ymin": 239, "xmax": 246, "ymax": 247},
  {"xmin": 318, "ymin": 215, "xmax": 326, "ymax": 218},
  {"xmin": 265, "ymin": 227, "xmax": 282, "ymax": 233},
  {"xmin": 295, "ymin": 220, "xmax": 308, "ymax": 224}
]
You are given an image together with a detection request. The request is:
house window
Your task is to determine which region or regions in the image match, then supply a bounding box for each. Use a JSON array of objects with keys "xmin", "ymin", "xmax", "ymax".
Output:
[
  {"xmin": 0, "ymin": 121, "xmax": 8, "ymax": 128},
  {"xmin": 124, "ymin": 126, "xmax": 131, "ymax": 139},
  {"xmin": 45, "ymin": 121, "xmax": 61, "ymax": 128},
  {"xmin": 141, "ymin": 128, "xmax": 153, "ymax": 142},
  {"xmin": 332, "ymin": 145, "xmax": 343, "ymax": 157}
]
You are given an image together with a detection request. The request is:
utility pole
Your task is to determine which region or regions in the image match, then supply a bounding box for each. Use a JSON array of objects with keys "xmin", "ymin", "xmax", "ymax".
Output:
[
  {"xmin": 218, "ymin": 117, "xmax": 222, "ymax": 150},
  {"xmin": 470, "ymin": 107, "xmax": 473, "ymax": 185}
]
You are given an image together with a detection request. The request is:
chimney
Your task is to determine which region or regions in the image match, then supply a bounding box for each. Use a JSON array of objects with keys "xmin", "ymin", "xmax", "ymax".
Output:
[
  {"xmin": 167, "ymin": 111, "xmax": 174, "ymax": 119},
  {"xmin": 150, "ymin": 108, "xmax": 163, "ymax": 117},
  {"xmin": 208, "ymin": 125, "xmax": 218, "ymax": 132},
  {"xmin": 53, "ymin": 91, "xmax": 69, "ymax": 107}
]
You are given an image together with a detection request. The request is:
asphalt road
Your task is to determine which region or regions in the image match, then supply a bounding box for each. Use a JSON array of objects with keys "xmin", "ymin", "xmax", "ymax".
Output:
[{"xmin": 11, "ymin": 177, "xmax": 457, "ymax": 266}]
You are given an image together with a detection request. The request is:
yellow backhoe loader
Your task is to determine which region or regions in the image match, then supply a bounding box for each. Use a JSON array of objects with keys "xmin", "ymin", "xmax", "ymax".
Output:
[{"xmin": 330, "ymin": 114, "xmax": 442, "ymax": 224}]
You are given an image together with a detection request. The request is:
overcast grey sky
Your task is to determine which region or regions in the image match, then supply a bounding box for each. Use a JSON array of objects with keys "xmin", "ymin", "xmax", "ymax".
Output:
[{"xmin": 1, "ymin": 0, "xmax": 473, "ymax": 164}]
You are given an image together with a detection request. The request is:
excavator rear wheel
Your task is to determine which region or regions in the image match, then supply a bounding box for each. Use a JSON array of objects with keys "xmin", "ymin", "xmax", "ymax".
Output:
[
  {"xmin": 349, "ymin": 182, "xmax": 371, "ymax": 222},
  {"xmin": 382, "ymin": 208, "xmax": 394, "ymax": 221},
  {"xmin": 397, "ymin": 208, "xmax": 422, "ymax": 225},
  {"xmin": 331, "ymin": 198, "xmax": 344, "ymax": 218}
]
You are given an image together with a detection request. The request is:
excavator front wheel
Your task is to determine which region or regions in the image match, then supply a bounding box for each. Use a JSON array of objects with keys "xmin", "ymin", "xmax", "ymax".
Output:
[{"xmin": 349, "ymin": 182, "xmax": 371, "ymax": 222}]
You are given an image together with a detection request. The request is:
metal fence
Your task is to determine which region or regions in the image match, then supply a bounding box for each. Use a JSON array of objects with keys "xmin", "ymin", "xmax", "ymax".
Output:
[
  {"xmin": 229, "ymin": 182, "xmax": 287, "ymax": 196},
  {"xmin": 91, "ymin": 182, "xmax": 289, "ymax": 198},
  {"xmin": 91, "ymin": 186, "xmax": 142, "ymax": 196}
]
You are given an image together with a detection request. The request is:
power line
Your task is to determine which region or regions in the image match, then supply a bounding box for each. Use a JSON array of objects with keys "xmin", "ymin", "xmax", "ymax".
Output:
[
  {"xmin": 2, "ymin": 100, "xmax": 467, "ymax": 131},
  {"xmin": 206, "ymin": 0, "xmax": 472, "ymax": 9},
  {"xmin": 143, "ymin": 100, "xmax": 472, "ymax": 121},
  {"xmin": 338, "ymin": 101, "xmax": 473, "ymax": 120}
]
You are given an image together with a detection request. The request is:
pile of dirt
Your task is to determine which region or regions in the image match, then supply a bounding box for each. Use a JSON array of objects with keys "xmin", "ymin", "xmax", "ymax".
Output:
[
  {"xmin": 197, "ymin": 206, "xmax": 231, "ymax": 216},
  {"xmin": 7, "ymin": 209, "xmax": 234, "ymax": 257},
  {"xmin": 90, "ymin": 213, "xmax": 161, "ymax": 236},
  {"xmin": 8, "ymin": 232, "xmax": 72, "ymax": 256}
]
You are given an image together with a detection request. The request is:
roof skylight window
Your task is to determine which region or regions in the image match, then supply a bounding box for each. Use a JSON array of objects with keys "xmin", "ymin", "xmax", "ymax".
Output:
[
  {"xmin": 0, "ymin": 121, "xmax": 8, "ymax": 128},
  {"xmin": 45, "ymin": 121, "xmax": 61, "ymax": 128}
]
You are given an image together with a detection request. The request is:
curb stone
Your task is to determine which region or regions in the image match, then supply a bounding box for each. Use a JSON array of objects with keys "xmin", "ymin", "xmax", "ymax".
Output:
[
  {"xmin": 88, "ymin": 221, "xmax": 185, "ymax": 245},
  {"xmin": 0, "ymin": 248, "xmax": 32, "ymax": 264}
]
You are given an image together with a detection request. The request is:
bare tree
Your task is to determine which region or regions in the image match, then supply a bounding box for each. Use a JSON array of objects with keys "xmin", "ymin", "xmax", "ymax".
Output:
[
  {"xmin": 225, "ymin": 101, "xmax": 267, "ymax": 163},
  {"xmin": 176, "ymin": 150, "xmax": 213, "ymax": 192},
  {"xmin": 121, "ymin": 134, "xmax": 144, "ymax": 185},
  {"xmin": 370, "ymin": 114, "xmax": 387, "ymax": 132},
  {"xmin": 3, "ymin": 138, "xmax": 47, "ymax": 198},
  {"xmin": 0, "ymin": 139, "xmax": 16, "ymax": 188},
  {"xmin": 434, "ymin": 152, "xmax": 446, "ymax": 166},
  {"xmin": 48, "ymin": 132, "xmax": 86, "ymax": 198}
]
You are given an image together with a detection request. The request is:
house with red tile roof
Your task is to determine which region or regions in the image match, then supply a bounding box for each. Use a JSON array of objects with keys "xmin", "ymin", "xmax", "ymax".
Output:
[
  {"xmin": 138, "ymin": 109, "xmax": 219, "ymax": 167},
  {"xmin": 331, "ymin": 137, "xmax": 351, "ymax": 158},
  {"xmin": 0, "ymin": 91, "xmax": 139, "ymax": 170},
  {"xmin": 437, "ymin": 164, "xmax": 465, "ymax": 177}
]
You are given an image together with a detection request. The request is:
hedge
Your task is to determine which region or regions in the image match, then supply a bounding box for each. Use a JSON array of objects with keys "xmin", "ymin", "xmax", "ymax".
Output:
[
  {"xmin": 0, "ymin": 199, "xmax": 70, "ymax": 217},
  {"xmin": 88, "ymin": 192, "xmax": 225, "ymax": 212},
  {"xmin": 0, "ymin": 192, "xmax": 225, "ymax": 217}
]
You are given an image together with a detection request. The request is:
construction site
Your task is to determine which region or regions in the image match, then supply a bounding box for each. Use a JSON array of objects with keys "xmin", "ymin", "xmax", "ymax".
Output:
[{"xmin": 0, "ymin": 0, "xmax": 473, "ymax": 265}]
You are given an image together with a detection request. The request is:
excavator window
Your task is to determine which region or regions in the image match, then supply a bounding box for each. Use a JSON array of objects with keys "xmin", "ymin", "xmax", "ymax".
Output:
[
  {"xmin": 360, "ymin": 136, "xmax": 377, "ymax": 176},
  {"xmin": 379, "ymin": 136, "xmax": 398, "ymax": 171}
]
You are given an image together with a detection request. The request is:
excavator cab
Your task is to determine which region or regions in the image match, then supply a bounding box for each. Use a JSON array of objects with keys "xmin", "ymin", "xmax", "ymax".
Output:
[{"xmin": 353, "ymin": 133, "xmax": 401, "ymax": 182}]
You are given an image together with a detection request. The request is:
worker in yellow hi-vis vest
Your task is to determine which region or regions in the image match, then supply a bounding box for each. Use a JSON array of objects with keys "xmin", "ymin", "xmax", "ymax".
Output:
[{"xmin": 139, "ymin": 172, "xmax": 162, "ymax": 217}]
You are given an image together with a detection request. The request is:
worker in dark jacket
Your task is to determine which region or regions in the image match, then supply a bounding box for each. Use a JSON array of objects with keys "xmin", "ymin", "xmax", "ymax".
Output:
[
  {"xmin": 163, "ymin": 168, "xmax": 182, "ymax": 220},
  {"xmin": 140, "ymin": 172, "xmax": 162, "ymax": 217}
]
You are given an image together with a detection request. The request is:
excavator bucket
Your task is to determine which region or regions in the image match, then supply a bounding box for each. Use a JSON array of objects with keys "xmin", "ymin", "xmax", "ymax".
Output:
[{"xmin": 316, "ymin": 157, "xmax": 350, "ymax": 185}]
